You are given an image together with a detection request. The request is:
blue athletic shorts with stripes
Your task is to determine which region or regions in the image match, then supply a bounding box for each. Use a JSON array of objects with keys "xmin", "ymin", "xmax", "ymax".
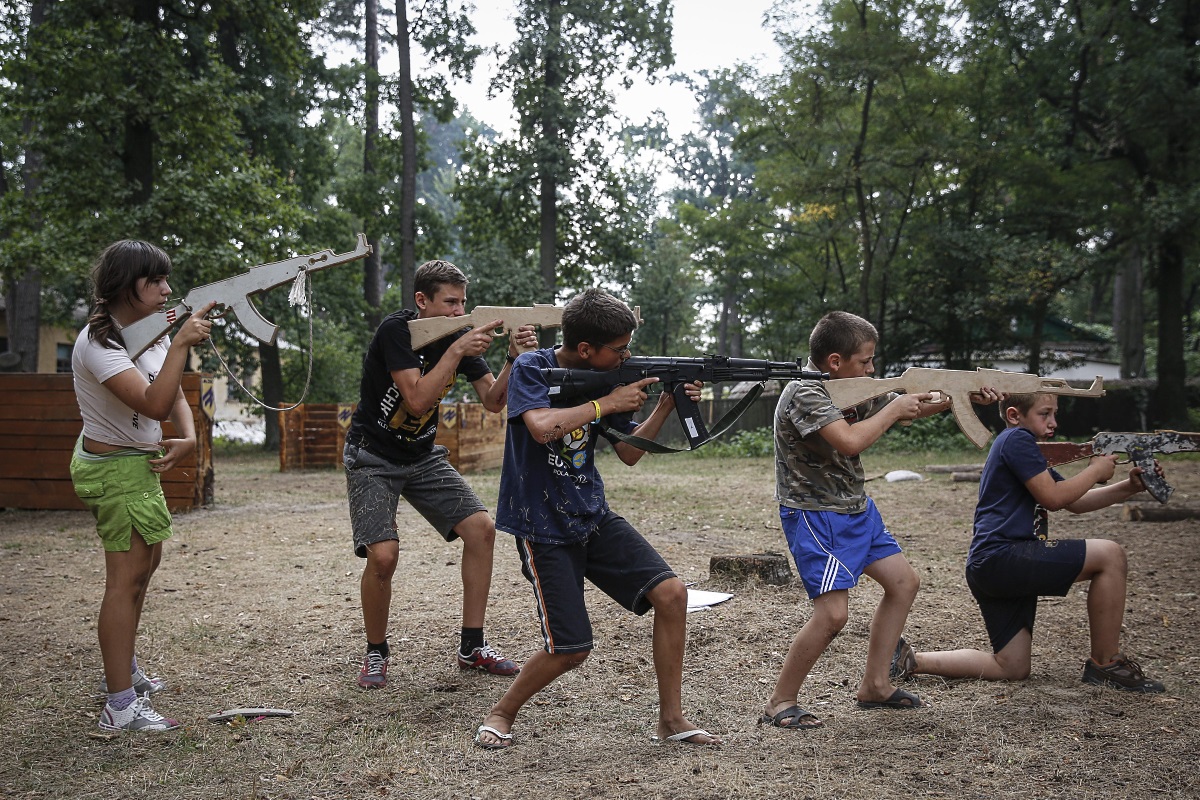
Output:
[{"xmin": 780, "ymin": 498, "xmax": 902, "ymax": 599}]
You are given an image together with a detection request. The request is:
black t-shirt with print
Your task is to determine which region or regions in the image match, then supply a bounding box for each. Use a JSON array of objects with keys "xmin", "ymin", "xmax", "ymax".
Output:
[{"xmin": 347, "ymin": 309, "xmax": 490, "ymax": 464}]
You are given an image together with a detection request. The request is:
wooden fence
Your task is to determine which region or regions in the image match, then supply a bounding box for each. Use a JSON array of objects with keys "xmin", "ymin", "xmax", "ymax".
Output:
[
  {"xmin": 279, "ymin": 403, "xmax": 355, "ymax": 471},
  {"xmin": 0, "ymin": 372, "xmax": 214, "ymax": 511},
  {"xmin": 278, "ymin": 402, "xmax": 506, "ymax": 473}
]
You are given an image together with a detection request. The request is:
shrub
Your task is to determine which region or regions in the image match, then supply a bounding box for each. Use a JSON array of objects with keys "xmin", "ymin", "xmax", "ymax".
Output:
[{"xmin": 697, "ymin": 427, "xmax": 774, "ymax": 458}]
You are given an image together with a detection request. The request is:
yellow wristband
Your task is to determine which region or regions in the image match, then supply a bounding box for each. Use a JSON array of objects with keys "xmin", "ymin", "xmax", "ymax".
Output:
[{"xmin": 591, "ymin": 400, "xmax": 602, "ymax": 422}]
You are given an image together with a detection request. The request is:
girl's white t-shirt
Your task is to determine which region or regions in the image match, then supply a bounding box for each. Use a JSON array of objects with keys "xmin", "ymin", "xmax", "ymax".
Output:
[{"xmin": 71, "ymin": 325, "xmax": 170, "ymax": 451}]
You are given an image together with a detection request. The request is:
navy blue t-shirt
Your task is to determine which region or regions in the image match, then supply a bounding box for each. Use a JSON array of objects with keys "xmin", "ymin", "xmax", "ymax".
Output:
[
  {"xmin": 968, "ymin": 426, "xmax": 1064, "ymax": 567},
  {"xmin": 495, "ymin": 347, "xmax": 634, "ymax": 544},
  {"xmin": 347, "ymin": 309, "xmax": 490, "ymax": 464}
]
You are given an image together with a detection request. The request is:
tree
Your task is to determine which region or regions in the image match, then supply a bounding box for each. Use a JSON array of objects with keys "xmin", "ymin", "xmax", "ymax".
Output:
[
  {"xmin": 669, "ymin": 69, "xmax": 770, "ymax": 362},
  {"xmin": 457, "ymin": 0, "xmax": 674, "ymax": 317},
  {"xmin": 0, "ymin": 1, "xmax": 46, "ymax": 372},
  {"xmin": 744, "ymin": 0, "xmax": 961, "ymax": 372},
  {"xmin": 392, "ymin": 0, "xmax": 479, "ymax": 303}
]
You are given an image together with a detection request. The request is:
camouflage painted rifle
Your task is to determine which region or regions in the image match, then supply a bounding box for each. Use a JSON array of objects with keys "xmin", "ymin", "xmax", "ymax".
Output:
[{"xmin": 1039, "ymin": 430, "xmax": 1200, "ymax": 503}]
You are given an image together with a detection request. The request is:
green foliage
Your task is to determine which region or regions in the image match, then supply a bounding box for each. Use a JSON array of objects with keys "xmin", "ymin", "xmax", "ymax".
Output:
[
  {"xmin": 871, "ymin": 412, "xmax": 977, "ymax": 454},
  {"xmin": 454, "ymin": 0, "xmax": 674, "ymax": 299},
  {"xmin": 281, "ymin": 316, "xmax": 368, "ymax": 404},
  {"xmin": 694, "ymin": 427, "xmax": 775, "ymax": 459}
]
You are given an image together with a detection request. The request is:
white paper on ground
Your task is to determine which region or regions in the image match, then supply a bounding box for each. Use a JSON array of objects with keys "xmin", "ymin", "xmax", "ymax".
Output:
[{"xmin": 686, "ymin": 589, "xmax": 734, "ymax": 612}]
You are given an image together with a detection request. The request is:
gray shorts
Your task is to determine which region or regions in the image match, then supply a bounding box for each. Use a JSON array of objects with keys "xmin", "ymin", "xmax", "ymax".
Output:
[{"xmin": 344, "ymin": 442, "xmax": 487, "ymax": 557}]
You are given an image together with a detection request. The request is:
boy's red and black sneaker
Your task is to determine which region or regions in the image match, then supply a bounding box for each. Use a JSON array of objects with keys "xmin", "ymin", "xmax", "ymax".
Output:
[
  {"xmin": 1081, "ymin": 654, "xmax": 1165, "ymax": 693},
  {"xmin": 357, "ymin": 651, "xmax": 389, "ymax": 689},
  {"xmin": 458, "ymin": 643, "xmax": 521, "ymax": 676}
]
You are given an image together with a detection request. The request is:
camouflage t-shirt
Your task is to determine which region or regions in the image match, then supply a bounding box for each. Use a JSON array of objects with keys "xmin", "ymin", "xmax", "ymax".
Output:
[{"xmin": 773, "ymin": 377, "xmax": 892, "ymax": 513}]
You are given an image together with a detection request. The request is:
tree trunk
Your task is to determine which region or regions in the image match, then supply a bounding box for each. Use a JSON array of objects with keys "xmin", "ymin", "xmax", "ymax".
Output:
[
  {"xmin": 1027, "ymin": 298, "xmax": 1046, "ymax": 375},
  {"xmin": 537, "ymin": 0, "xmax": 564, "ymax": 339},
  {"xmin": 258, "ymin": 342, "xmax": 283, "ymax": 451},
  {"xmin": 363, "ymin": 0, "xmax": 384, "ymax": 327},
  {"xmin": 6, "ymin": 2, "xmax": 48, "ymax": 372},
  {"xmin": 125, "ymin": 0, "xmax": 158, "ymax": 210},
  {"xmin": 1113, "ymin": 243, "xmax": 1146, "ymax": 379},
  {"xmin": 395, "ymin": 0, "xmax": 417, "ymax": 307},
  {"xmin": 1156, "ymin": 234, "xmax": 1188, "ymax": 427}
]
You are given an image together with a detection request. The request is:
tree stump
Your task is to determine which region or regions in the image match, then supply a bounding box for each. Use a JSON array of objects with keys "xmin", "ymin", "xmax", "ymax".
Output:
[
  {"xmin": 1122, "ymin": 503, "xmax": 1200, "ymax": 522},
  {"xmin": 709, "ymin": 552, "xmax": 793, "ymax": 585}
]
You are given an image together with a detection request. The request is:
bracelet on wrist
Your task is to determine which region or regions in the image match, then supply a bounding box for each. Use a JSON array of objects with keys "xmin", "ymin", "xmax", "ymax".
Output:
[
  {"xmin": 505, "ymin": 353, "xmax": 516, "ymax": 364},
  {"xmin": 591, "ymin": 400, "xmax": 602, "ymax": 422}
]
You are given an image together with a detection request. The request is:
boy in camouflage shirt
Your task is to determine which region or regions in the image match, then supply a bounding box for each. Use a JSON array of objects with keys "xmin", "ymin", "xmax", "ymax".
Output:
[{"xmin": 759, "ymin": 311, "xmax": 999, "ymax": 729}]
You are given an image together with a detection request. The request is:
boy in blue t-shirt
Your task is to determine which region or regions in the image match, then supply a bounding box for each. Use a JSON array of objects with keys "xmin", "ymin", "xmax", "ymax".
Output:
[
  {"xmin": 473, "ymin": 288, "xmax": 721, "ymax": 749},
  {"xmin": 894, "ymin": 393, "xmax": 1165, "ymax": 692}
]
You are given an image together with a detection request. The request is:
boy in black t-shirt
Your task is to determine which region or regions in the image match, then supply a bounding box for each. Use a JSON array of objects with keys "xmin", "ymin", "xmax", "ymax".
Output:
[{"xmin": 343, "ymin": 259, "xmax": 536, "ymax": 689}]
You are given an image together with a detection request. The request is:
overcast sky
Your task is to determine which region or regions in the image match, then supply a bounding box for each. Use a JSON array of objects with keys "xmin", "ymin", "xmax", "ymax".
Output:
[{"xmin": 405, "ymin": 1, "xmax": 807, "ymax": 138}]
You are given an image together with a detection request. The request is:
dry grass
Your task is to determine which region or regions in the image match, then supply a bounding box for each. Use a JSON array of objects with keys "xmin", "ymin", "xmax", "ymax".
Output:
[{"xmin": 1, "ymin": 448, "xmax": 1197, "ymax": 799}]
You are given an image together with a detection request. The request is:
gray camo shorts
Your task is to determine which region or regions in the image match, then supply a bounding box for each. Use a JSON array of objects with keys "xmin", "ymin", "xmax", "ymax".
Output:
[{"xmin": 344, "ymin": 442, "xmax": 486, "ymax": 557}]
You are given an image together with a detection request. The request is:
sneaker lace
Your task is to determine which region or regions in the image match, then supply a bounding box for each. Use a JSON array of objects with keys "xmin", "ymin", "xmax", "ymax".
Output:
[
  {"xmin": 475, "ymin": 643, "xmax": 503, "ymax": 661},
  {"xmin": 363, "ymin": 651, "xmax": 387, "ymax": 675},
  {"xmin": 130, "ymin": 694, "xmax": 167, "ymax": 723},
  {"xmin": 1116, "ymin": 655, "xmax": 1146, "ymax": 678}
]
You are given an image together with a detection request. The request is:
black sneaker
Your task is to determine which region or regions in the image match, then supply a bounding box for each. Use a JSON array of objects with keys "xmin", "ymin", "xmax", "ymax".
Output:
[{"xmin": 1081, "ymin": 654, "xmax": 1165, "ymax": 693}]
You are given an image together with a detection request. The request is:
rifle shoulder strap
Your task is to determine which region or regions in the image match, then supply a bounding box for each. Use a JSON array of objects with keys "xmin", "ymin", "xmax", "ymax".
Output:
[{"xmin": 595, "ymin": 383, "xmax": 765, "ymax": 454}]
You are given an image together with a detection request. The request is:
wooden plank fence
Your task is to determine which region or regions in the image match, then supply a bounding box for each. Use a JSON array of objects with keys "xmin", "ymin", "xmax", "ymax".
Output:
[
  {"xmin": 279, "ymin": 403, "xmax": 355, "ymax": 471},
  {"xmin": 278, "ymin": 402, "xmax": 505, "ymax": 473},
  {"xmin": 0, "ymin": 372, "xmax": 214, "ymax": 512}
]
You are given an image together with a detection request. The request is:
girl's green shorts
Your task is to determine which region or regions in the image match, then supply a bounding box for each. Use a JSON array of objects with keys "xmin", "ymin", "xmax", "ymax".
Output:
[{"xmin": 70, "ymin": 439, "xmax": 173, "ymax": 552}]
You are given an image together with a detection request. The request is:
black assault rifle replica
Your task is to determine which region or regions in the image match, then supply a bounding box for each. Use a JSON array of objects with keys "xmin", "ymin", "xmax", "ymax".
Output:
[
  {"xmin": 122, "ymin": 234, "xmax": 372, "ymax": 361},
  {"xmin": 541, "ymin": 355, "xmax": 827, "ymax": 452}
]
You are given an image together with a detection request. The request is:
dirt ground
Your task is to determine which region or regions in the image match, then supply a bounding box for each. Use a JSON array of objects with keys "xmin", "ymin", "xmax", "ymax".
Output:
[{"xmin": 1, "ymin": 448, "xmax": 1197, "ymax": 800}]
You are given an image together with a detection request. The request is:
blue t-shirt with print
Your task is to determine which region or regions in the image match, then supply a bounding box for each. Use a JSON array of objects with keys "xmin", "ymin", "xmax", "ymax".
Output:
[
  {"xmin": 495, "ymin": 347, "xmax": 634, "ymax": 545},
  {"xmin": 968, "ymin": 426, "xmax": 1064, "ymax": 568}
]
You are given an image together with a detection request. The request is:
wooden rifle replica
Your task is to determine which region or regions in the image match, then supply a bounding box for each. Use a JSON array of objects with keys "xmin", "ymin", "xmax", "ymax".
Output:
[
  {"xmin": 824, "ymin": 367, "xmax": 1106, "ymax": 448},
  {"xmin": 122, "ymin": 234, "xmax": 372, "ymax": 361},
  {"xmin": 408, "ymin": 305, "xmax": 565, "ymax": 352},
  {"xmin": 407, "ymin": 305, "xmax": 644, "ymax": 352},
  {"xmin": 1039, "ymin": 431, "xmax": 1200, "ymax": 503}
]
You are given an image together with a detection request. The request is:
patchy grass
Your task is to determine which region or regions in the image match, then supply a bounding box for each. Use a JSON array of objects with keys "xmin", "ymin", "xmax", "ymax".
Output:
[{"xmin": 1, "ymin": 449, "xmax": 1197, "ymax": 799}]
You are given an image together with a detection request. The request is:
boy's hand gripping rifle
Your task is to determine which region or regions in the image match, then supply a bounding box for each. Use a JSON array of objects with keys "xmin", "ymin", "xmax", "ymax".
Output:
[
  {"xmin": 122, "ymin": 234, "xmax": 372, "ymax": 361},
  {"xmin": 824, "ymin": 367, "xmax": 1106, "ymax": 448},
  {"xmin": 540, "ymin": 355, "xmax": 828, "ymax": 452},
  {"xmin": 1038, "ymin": 431, "xmax": 1200, "ymax": 503}
]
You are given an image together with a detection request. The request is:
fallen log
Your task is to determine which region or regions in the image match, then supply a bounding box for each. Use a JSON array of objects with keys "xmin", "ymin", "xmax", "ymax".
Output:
[
  {"xmin": 952, "ymin": 471, "xmax": 983, "ymax": 482},
  {"xmin": 709, "ymin": 552, "xmax": 793, "ymax": 585},
  {"xmin": 926, "ymin": 464, "xmax": 985, "ymax": 474},
  {"xmin": 1121, "ymin": 503, "xmax": 1200, "ymax": 522}
]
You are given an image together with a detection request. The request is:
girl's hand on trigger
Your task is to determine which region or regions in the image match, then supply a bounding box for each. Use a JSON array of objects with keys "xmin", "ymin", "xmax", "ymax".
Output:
[
  {"xmin": 177, "ymin": 301, "xmax": 217, "ymax": 348},
  {"xmin": 149, "ymin": 438, "xmax": 196, "ymax": 473}
]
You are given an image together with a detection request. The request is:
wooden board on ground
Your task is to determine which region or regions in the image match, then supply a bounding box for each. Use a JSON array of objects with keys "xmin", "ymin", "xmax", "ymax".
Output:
[
  {"xmin": 926, "ymin": 463, "xmax": 986, "ymax": 473},
  {"xmin": 1122, "ymin": 503, "xmax": 1200, "ymax": 522}
]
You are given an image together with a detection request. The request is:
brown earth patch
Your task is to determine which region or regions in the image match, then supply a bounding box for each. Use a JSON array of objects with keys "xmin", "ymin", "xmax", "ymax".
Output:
[{"xmin": 1, "ymin": 449, "xmax": 1197, "ymax": 799}]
